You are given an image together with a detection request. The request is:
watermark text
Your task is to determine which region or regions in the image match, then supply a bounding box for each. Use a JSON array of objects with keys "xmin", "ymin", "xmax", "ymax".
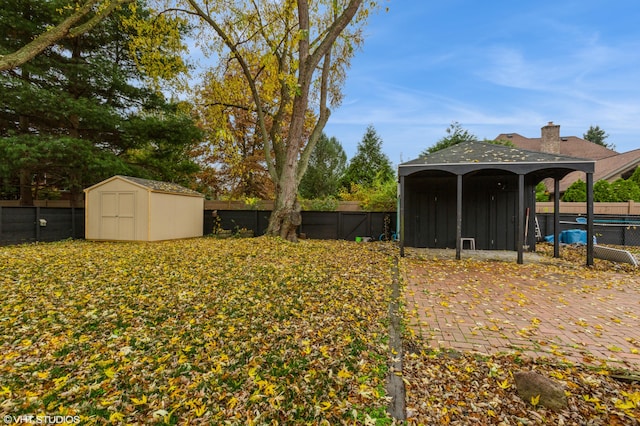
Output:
[{"xmin": 3, "ymin": 415, "xmax": 80, "ymax": 424}]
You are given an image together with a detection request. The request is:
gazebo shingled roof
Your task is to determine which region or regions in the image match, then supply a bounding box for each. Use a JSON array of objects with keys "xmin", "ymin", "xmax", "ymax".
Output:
[{"xmin": 399, "ymin": 141, "xmax": 594, "ymax": 176}]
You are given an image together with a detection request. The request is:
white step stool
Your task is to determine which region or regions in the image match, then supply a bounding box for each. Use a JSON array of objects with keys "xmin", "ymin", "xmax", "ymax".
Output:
[{"xmin": 460, "ymin": 237, "xmax": 475, "ymax": 250}]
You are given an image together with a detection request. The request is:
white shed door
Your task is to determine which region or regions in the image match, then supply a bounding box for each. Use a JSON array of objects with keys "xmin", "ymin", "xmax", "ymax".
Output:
[{"xmin": 100, "ymin": 192, "xmax": 135, "ymax": 240}]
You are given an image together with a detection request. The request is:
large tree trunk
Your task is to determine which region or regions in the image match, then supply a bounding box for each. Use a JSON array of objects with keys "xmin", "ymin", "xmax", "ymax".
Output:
[
  {"xmin": 68, "ymin": 173, "xmax": 83, "ymax": 206},
  {"xmin": 19, "ymin": 169, "xmax": 34, "ymax": 206},
  {"xmin": 18, "ymin": 65, "xmax": 33, "ymax": 206},
  {"xmin": 266, "ymin": 149, "xmax": 302, "ymax": 241},
  {"xmin": 265, "ymin": 73, "xmax": 310, "ymax": 241}
]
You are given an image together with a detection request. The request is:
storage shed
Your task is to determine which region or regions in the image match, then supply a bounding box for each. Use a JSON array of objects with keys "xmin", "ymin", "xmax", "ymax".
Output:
[
  {"xmin": 398, "ymin": 141, "xmax": 596, "ymax": 265},
  {"xmin": 84, "ymin": 175, "xmax": 203, "ymax": 241}
]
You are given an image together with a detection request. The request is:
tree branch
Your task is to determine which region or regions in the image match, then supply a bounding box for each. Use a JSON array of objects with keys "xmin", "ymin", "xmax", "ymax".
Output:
[
  {"xmin": 69, "ymin": 0, "xmax": 133, "ymax": 37},
  {"xmin": 297, "ymin": 50, "xmax": 332, "ymax": 184},
  {"xmin": 307, "ymin": 0, "xmax": 363, "ymax": 74},
  {"xmin": 201, "ymin": 101, "xmax": 255, "ymax": 112},
  {"xmin": 186, "ymin": 0, "xmax": 278, "ymax": 182},
  {"xmin": 0, "ymin": 0, "xmax": 132, "ymax": 71}
]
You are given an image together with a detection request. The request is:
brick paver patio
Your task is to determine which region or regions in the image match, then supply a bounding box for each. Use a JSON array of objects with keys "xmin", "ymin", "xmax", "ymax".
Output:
[{"xmin": 403, "ymin": 249, "xmax": 640, "ymax": 371}]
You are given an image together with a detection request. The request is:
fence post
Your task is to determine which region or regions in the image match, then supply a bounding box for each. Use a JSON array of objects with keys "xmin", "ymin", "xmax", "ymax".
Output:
[
  {"xmin": 254, "ymin": 210, "xmax": 259, "ymax": 235},
  {"xmin": 35, "ymin": 206, "xmax": 41, "ymax": 241},
  {"xmin": 71, "ymin": 206, "xmax": 76, "ymax": 239}
]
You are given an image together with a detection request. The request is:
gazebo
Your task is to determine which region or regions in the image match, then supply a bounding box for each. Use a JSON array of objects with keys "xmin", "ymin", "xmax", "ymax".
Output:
[{"xmin": 398, "ymin": 141, "xmax": 595, "ymax": 265}]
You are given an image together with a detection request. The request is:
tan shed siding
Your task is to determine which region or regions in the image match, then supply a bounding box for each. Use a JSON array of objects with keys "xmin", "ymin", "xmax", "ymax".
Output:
[
  {"xmin": 85, "ymin": 176, "xmax": 203, "ymax": 241},
  {"xmin": 137, "ymin": 188, "xmax": 150, "ymax": 241},
  {"xmin": 85, "ymin": 188, "xmax": 95, "ymax": 239},
  {"xmin": 148, "ymin": 192, "xmax": 203, "ymax": 241},
  {"xmin": 187, "ymin": 196, "xmax": 204, "ymax": 238}
]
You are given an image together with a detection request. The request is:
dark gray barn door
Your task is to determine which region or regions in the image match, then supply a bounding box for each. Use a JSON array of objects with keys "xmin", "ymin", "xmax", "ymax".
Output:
[
  {"xmin": 415, "ymin": 188, "xmax": 456, "ymax": 248},
  {"xmin": 488, "ymin": 190, "xmax": 517, "ymax": 250}
]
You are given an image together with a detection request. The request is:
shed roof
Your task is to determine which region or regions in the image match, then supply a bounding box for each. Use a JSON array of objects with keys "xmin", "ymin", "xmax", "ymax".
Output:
[
  {"xmin": 85, "ymin": 175, "xmax": 203, "ymax": 197},
  {"xmin": 399, "ymin": 141, "xmax": 594, "ymax": 177}
]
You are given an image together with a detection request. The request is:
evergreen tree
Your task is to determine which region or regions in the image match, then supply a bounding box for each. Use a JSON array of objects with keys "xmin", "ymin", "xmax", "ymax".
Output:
[
  {"xmin": 342, "ymin": 125, "xmax": 394, "ymax": 190},
  {"xmin": 0, "ymin": 0, "xmax": 200, "ymax": 204},
  {"xmin": 421, "ymin": 121, "xmax": 477, "ymax": 156},
  {"xmin": 486, "ymin": 138, "xmax": 515, "ymax": 148},
  {"xmin": 583, "ymin": 125, "xmax": 614, "ymax": 150},
  {"xmin": 299, "ymin": 133, "xmax": 347, "ymax": 199}
]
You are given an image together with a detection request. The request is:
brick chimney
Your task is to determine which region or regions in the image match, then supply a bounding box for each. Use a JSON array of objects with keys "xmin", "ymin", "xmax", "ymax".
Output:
[{"xmin": 540, "ymin": 121, "xmax": 561, "ymax": 154}]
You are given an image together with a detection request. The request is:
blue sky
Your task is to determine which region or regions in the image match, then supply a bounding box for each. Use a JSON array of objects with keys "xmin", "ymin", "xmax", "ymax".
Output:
[{"xmin": 323, "ymin": 0, "xmax": 640, "ymax": 165}]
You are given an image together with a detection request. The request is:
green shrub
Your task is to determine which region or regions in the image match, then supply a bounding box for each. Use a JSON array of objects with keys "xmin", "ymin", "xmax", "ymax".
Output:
[
  {"xmin": 535, "ymin": 182, "xmax": 550, "ymax": 202},
  {"xmin": 299, "ymin": 196, "xmax": 339, "ymax": 211},
  {"xmin": 339, "ymin": 178, "xmax": 397, "ymax": 211},
  {"xmin": 562, "ymin": 179, "xmax": 586, "ymax": 202}
]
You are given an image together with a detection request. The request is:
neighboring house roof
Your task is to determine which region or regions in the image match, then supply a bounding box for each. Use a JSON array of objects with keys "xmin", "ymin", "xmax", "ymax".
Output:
[
  {"xmin": 399, "ymin": 141, "xmax": 593, "ymax": 177},
  {"xmin": 495, "ymin": 133, "xmax": 618, "ymax": 160},
  {"xmin": 494, "ymin": 127, "xmax": 640, "ymax": 195},
  {"xmin": 85, "ymin": 175, "xmax": 203, "ymax": 197},
  {"xmin": 557, "ymin": 148, "xmax": 640, "ymax": 192}
]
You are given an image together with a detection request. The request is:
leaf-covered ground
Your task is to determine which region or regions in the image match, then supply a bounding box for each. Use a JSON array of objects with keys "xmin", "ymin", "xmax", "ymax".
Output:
[
  {"xmin": 402, "ymin": 348, "xmax": 640, "ymax": 425},
  {"xmin": 0, "ymin": 238, "xmax": 394, "ymax": 424},
  {"xmin": 3, "ymin": 238, "xmax": 639, "ymax": 425},
  {"xmin": 401, "ymin": 244, "xmax": 640, "ymax": 425}
]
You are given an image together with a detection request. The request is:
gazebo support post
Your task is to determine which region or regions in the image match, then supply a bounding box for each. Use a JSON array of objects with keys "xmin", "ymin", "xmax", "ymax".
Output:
[
  {"xmin": 587, "ymin": 172, "xmax": 594, "ymax": 266},
  {"xmin": 517, "ymin": 174, "xmax": 524, "ymax": 264},
  {"xmin": 456, "ymin": 174, "xmax": 463, "ymax": 260},
  {"xmin": 399, "ymin": 176, "xmax": 405, "ymax": 257},
  {"xmin": 554, "ymin": 178, "xmax": 560, "ymax": 258}
]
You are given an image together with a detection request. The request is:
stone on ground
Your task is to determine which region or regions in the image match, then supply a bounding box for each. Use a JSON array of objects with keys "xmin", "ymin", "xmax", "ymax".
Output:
[{"xmin": 514, "ymin": 370, "xmax": 568, "ymax": 411}]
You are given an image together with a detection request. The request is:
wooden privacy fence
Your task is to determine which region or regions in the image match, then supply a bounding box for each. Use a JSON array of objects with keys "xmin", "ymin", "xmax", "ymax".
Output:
[
  {"xmin": 0, "ymin": 206, "xmax": 85, "ymax": 245},
  {"xmin": 203, "ymin": 200, "xmax": 364, "ymax": 211},
  {"xmin": 4, "ymin": 200, "xmax": 640, "ymax": 214},
  {"xmin": 3, "ymin": 204, "xmax": 640, "ymax": 247},
  {"xmin": 0, "ymin": 206, "xmax": 397, "ymax": 245},
  {"xmin": 536, "ymin": 201, "xmax": 640, "ymax": 215},
  {"xmin": 206, "ymin": 210, "xmax": 396, "ymax": 241}
]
